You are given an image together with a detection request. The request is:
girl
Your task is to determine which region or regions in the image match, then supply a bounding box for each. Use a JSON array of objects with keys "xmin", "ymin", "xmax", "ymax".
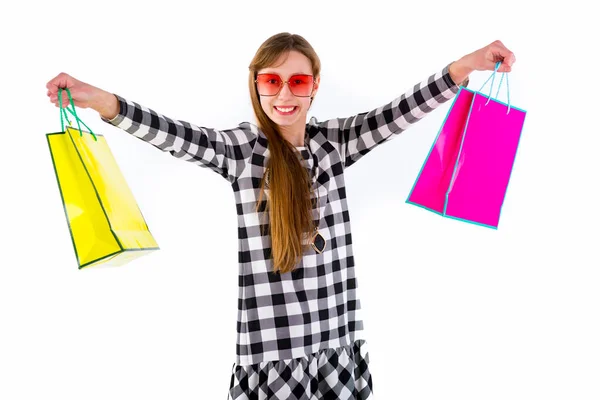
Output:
[{"xmin": 47, "ymin": 32, "xmax": 516, "ymax": 400}]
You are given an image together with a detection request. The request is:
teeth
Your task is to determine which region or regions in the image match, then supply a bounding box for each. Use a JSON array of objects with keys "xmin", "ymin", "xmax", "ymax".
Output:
[{"xmin": 275, "ymin": 106, "xmax": 295, "ymax": 112}]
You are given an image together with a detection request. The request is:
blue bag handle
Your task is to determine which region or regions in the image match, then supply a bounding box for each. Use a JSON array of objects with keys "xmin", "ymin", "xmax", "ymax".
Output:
[{"xmin": 478, "ymin": 61, "xmax": 512, "ymax": 114}]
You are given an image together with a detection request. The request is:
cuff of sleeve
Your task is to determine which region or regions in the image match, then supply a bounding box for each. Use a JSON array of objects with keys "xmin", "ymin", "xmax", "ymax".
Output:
[
  {"xmin": 100, "ymin": 94, "xmax": 127, "ymax": 126},
  {"xmin": 441, "ymin": 63, "xmax": 460, "ymax": 95},
  {"xmin": 442, "ymin": 63, "xmax": 469, "ymax": 88}
]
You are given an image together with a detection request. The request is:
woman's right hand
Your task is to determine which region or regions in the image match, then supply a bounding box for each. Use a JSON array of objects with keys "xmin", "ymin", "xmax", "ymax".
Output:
[{"xmin": 46, "ymin": 72, "xmax": 118, "ymax": 119}]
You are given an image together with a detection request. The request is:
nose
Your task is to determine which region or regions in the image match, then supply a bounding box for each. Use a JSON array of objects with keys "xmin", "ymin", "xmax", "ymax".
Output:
[{"xmin": 277, "ymin": 81, "xmax": 294, "ymax": 99}]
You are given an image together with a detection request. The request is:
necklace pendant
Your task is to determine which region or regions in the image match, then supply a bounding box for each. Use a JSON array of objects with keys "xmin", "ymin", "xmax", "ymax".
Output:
[{"xmin": 311, "ymin": 230, "xmax": 326, "ymax": 254}]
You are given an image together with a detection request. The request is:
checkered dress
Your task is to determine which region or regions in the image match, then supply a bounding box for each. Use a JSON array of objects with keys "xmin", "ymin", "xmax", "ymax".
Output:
[{"xmin": 101, "ymin": 63, "xmax": 461, "ymax": 399}]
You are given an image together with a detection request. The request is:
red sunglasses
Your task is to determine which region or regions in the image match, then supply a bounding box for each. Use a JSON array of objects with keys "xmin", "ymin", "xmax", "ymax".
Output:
[{"xmin": 255, "ymin": 73, "xmax": 314, "ymax": 97}]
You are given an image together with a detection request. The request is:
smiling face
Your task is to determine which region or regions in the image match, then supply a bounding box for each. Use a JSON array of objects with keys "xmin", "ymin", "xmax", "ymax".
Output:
[{"xmin": 257, "ymin": 50, "xmax": 320, "ymax": 135}]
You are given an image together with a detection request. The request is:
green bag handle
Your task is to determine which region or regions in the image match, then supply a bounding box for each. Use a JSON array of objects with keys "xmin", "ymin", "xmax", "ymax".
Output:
[{"xmin": 58, "ymin": 87, "xmax": 98, "ymax": 141}]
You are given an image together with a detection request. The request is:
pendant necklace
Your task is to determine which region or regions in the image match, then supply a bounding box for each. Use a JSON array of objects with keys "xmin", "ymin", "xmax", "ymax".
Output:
[
  {"xmin": 303, "ymin": 136, "xmax": 326, "ymax": 254},
  {"xmin": 310, "ymin": 181, "xmax": 326, "ymax": 254}
]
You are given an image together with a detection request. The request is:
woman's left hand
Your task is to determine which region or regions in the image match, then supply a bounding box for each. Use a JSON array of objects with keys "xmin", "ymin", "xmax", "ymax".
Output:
[{"xmin": 449, "ymin": 40, "xmax": 516, "ymax": 85}]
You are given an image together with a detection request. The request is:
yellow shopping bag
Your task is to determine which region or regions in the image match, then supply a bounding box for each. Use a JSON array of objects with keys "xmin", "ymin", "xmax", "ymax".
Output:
[{"xmin": 47, "ymin": 88, "xmax": 159, "ymax": 269}]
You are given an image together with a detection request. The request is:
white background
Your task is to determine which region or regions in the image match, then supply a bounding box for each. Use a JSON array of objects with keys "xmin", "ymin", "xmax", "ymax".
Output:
[{"xmin": 1, "ymin": 1, "xmax": 598, "ymax": 399}]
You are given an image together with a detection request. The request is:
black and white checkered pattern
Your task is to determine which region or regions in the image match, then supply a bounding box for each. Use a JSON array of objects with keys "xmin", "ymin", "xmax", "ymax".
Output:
[
  {"xmin": 229, "ymin": 339, "xmax": 372, "ymax": 399},
  {"xmin": 101, "ymin": 63, "xmax": 460, "ymax": 399}
]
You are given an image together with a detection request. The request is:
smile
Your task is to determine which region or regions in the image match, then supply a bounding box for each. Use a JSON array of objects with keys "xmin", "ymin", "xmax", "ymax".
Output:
[{"xmin": 274, "ymin": 106, "xmax": 298, "ymax": 115}]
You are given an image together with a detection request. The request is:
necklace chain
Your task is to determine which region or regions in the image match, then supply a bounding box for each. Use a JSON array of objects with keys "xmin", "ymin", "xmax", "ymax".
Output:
[{"xmin": 304, "ymin": 135, "xmax": 320, "ymax": 231}]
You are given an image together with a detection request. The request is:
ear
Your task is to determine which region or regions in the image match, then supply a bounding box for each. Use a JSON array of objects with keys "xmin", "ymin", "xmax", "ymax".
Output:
[{"xmin": 311, "ymin": 75, "xmax": 320, "ymax": 97}]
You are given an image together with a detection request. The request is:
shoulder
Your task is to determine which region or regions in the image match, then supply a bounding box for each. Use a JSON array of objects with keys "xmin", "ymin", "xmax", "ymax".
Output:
[{"xmin": 237, "ymin": 121, "xmax": 260, "ymax": 133}]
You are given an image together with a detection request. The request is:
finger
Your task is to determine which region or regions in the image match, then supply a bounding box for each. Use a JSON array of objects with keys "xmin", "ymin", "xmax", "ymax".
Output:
[
  {"xmin": 492, "ymin": 39, "xmax": 507, "ymax": 50},
  {"xmin": 50, "ymin": 93, "xmax": 70, "ymax": 107},
  {"xmin": 499, "ymin": 52, "xmax": 516, "ymax": 72},
  {"xmin": 499, "ymin": 51, "xmax": 516, "ymax": 66},
  {"xmin": 46, "ymin": 72, "xmax": 72, "ymax": 93},
  {"xmin": 48, "ymin": 85, "xmax": 66, "ymax": 98},
  {"xmin": 492, "ymin": 41, "xmax": 516, "ymax": 65}
]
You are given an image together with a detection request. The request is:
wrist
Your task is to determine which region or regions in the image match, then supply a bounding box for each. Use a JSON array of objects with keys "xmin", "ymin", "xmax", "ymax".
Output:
[
  {"xmin": 449, "ymin": 57, "xmax": 474, "ymax": 86},
  {"xmin": 94, "ymin": 90, "xmax": 119, "ymax": 120}
]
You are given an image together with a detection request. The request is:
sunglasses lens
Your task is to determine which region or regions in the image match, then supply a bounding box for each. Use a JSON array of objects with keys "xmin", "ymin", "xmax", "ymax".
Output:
[
  {"xmin": 289, "ymin": 75, "xmax": 313, "ymax": 97},
  {"xmin": 256, "ymin": 74, "xmax": 282, "ymax": 96},
  {"xmin": 256, "ymin": 74, "xmax": 314, "ymax": 96}
]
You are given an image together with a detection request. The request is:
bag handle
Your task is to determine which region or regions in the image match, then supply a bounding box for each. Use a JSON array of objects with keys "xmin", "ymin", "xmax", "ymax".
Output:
[
  {"xmin": 58, "ymin": 88, "xmax": 98, "ymax": 141},
  {"xmin": 478, "ymin": 61, "xmax": 512, "ymax": 114}
]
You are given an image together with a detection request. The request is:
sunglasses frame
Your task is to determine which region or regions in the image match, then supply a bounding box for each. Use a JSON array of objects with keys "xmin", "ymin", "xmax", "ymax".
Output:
[{"xmin": 254, "ymin": 73, "xmax": 315, "ymax": 97}]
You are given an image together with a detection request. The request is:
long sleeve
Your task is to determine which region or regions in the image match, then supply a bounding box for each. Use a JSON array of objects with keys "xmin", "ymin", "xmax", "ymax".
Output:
[
  {"xmin": 100, "ymin": 94, "xmax": 257, "ymax": 183},
  {"xmin": 310, "ymin": 63, "xmax": 462, "ymax": 169}
]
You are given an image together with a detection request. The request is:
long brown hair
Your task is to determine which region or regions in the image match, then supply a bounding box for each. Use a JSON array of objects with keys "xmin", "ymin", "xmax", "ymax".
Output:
[{"xmin": 248, "ymin": 32, "xmax": 321, "ymax": 274}]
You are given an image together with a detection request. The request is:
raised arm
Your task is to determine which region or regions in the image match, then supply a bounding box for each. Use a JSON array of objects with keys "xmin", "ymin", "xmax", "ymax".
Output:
[
  {"xmin": 311, "ymin": 40, "xmax": 516, "ymax": 169},
  {"xmin": 99, "ymin": 93, "xmax": 257, "ymax": 183},
  {"xmin": 46, "ymin": 73, "xmax": 257, "ymax": 183},
  {"xmin": 311, "ymin": 62, "xmax": 462, "ymax": 169}
]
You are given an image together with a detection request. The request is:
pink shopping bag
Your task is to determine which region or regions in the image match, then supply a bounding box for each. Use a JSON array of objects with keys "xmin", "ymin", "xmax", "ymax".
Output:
[{"xmin": 406, "ymin": 62, "xmax": 527, "ymax": 229}]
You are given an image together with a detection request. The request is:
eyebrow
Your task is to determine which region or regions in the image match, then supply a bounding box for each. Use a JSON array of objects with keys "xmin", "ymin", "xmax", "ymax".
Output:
[{"xmin": 259, "ymin": 71, "xmax": 311, "ymax": 76}]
